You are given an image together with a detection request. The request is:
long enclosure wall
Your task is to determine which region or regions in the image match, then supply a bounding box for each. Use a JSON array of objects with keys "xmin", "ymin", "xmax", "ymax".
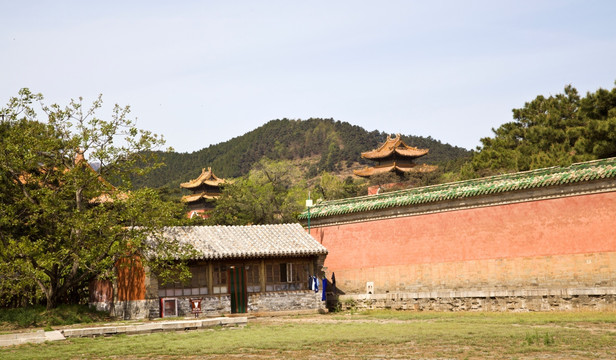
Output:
[{"xmin": 308, "ymin": 183, "xmax": 616, "ymax": 311}]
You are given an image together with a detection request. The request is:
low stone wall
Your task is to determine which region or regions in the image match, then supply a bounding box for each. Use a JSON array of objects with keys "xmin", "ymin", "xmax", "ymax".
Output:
[{"xmin": 337, "ymin": 288, "xmax": 616, "ymax": 312}]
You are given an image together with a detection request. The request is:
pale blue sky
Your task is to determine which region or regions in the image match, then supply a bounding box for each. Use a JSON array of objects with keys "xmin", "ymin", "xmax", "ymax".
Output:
[{"xmin": 2, "ymin": 1, "xmax": 615, "ymax": 152}]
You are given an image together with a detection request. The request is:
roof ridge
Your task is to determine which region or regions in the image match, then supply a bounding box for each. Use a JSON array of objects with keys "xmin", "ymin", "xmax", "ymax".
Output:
[{"xmin": 169, "ymin": 223, "xmax": 301, "ymax": 230}]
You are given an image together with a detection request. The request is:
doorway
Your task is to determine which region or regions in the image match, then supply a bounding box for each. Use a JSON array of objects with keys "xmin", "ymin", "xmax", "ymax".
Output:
[{"xmin": 228, "ymin": 266, "xmax": 247, "ymax": 313}]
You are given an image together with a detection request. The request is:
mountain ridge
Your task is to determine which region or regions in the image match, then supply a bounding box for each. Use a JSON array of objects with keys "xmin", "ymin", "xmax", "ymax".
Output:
[{"xmin": 133, "ymin": 118, "xmax": 471, "ymax": 190}]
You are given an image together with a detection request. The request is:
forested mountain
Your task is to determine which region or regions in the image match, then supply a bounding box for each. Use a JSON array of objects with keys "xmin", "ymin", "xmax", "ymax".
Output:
[{"xmin": 133, "ymin": 118, "xmax": 470, "ymax": 190}]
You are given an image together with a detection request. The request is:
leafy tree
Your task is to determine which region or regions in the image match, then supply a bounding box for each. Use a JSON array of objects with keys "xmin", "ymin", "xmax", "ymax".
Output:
[
  {"xmin": 314, "ymin": 172, "xmax": 365, "ymax": 200},
  {"xmin": 206, "ymin": 158, "xmax": 306, "ymax": 225},
  {"xmin": 0, "ymin": 89, "xmax": 193, "ymax": 309},
  {"xmin": 368, "ymin": 172, "xmax": 405, "ymax": 187},
  {"xmin": 468, "ymin": 83, "xmax": 616, "ymax": 176},
  {"xmin": 577, "ymin": 86, "xmax": 616, "ymax": 158}
]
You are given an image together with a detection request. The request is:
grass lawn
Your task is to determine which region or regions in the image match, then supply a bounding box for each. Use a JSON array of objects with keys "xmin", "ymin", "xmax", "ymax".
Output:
[{"xmin": 1, "ymin": 310, "xmax": 615, "ymax": 359}]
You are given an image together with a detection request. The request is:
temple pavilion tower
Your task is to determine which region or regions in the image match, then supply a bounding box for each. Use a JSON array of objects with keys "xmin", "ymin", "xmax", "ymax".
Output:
[
  {"xmin": 353, "ymin": 134, "xmax": 437, "ymax": 179},
  {"xmin": 180, "ymin": 167, "xmax": 226, "ymax": 218}
]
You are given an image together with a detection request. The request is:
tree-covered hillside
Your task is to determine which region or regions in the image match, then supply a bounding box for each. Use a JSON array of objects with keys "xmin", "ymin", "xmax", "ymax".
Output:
[{"xmin": 132, "ymin": 118, "xmax": 470, "ymax": 190}]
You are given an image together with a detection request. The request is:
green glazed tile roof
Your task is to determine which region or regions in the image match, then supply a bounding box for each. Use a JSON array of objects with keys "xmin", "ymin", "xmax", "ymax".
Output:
[{"xmin": 298, "ymin": 157, "xmax": 616, "ymax": 220}]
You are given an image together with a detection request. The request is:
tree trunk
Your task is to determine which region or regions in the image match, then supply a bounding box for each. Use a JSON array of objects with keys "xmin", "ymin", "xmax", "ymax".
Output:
[
  {"xmin": 45, "ymin": 293, "xmax": 58, "ymax": 310},
  {"xmin": 35, "ymin": 269, "xmax": 62, "ymax": 310}
]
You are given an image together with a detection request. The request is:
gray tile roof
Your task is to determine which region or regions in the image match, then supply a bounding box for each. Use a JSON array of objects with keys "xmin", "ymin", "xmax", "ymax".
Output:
[{"xmin": 161, "ymin": 223, "xmax": 327, "ymax": 260}]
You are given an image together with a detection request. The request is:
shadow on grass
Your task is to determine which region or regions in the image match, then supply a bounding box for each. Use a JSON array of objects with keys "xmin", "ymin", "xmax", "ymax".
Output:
[{"xmin": 0, "ymin": 304, "xmax": 110, "ymax": 329}]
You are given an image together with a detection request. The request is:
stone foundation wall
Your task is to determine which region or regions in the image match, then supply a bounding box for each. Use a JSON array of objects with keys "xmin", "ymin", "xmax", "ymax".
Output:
[
  {"xmin": 338, "ymin": 288, "xmax": 616, "ymax": 312},
  {"xmin": 249, "ymin": 290, "xmax": 324, "ymax": 312},
  {"xmin": 91, "ymin": 299, "xmax": 160, "ymax": 320},
  {"xmin": 169, "ymin": 291, "xmax": 325, "ymax": 317},
  {"xmin": 94, "ymin": 290, "xmax": 326, "ymax": 319}
]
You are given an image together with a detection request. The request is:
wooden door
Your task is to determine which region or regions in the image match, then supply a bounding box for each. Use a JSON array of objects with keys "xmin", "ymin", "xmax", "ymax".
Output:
[{"xmin": 228, "ymin": 266, "xmax": 247, "ymax": 313}]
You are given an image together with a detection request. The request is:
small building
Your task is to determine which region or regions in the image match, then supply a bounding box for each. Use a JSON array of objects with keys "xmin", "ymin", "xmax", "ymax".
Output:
[
  {"xmin": 180, "ymin": 167, "xmax": 226, "ymax": 218},
  {"xmin": 300, "ymin": 158, "xmax": 616, "ymax": 312},
  {"xmin": 353, "ymin": 133, "xmax": 437, "ymax": 179},
  {"xmin": 90, "ymin": 223, "xmax": 329, "ymax": 319}
]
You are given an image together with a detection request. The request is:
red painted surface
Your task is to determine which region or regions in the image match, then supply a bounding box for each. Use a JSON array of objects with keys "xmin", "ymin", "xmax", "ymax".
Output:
[
  {"xmin": 186, "ymin": 209, "xmax": 211, "ymax": 219},
  {"xmin": 116, "ymin": 257, "xmax": 146, "ymax": 301},
  {"xmin": 311, "ymin": 192, "xmax": 616, "ymax": 272},
  {"xmin": 367, "ymin": 183, "xmax": 405, "ymax": 195},
  {"xmin": 89, "ymin": 279, "xmax": 113, "ymax": 303}
]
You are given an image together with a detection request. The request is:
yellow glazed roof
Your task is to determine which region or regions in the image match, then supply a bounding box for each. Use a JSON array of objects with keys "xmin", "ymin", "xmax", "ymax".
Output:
[
  {"xmin": 181, "ymin": 192, "xmax": 221, "ymax": 203},
  {"xmin": 180, "ymin": 167, "xmax": 226, "ymax": 189},
  {"xmin": 361, "ymin": 134, "xmax": 429, "ymax": 160},
  {"xmin": 353, "ymin": 163, "xmax": 438, "ymax": 177}
]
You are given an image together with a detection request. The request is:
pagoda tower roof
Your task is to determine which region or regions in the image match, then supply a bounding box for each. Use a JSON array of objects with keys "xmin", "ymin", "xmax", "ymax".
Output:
[
  {"xmin": 181, "ymin": 192, "xmax": 221, "ymax": 203},
  {"xmin": 360, "ymin": 133, "xmax": 429, "ymax": 160},
  {"xmin": 180, "ymin": 167, "xmax": 226, "ymax": 190},
  {"xmin": 353, "ymin": 134, "xmax": 435, "ymax": 178},
  {"xmin": 353, "ymin": 163, "xmax": 437, "ymax": 177}
]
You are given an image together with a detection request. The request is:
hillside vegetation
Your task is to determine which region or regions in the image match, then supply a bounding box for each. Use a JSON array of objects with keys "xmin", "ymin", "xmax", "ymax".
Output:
[{"xmin": 133, "ymin": 118, "xmax": 470, "ymax": 191}]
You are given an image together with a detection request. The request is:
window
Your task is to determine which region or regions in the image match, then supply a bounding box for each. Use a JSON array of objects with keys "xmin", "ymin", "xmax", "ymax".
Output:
[
  {"xmin": 291, "ymin": 262, "xmax": 309, "ymax": 284},
  {"xmin": 265, "ymin": 261, "xmax": 309, "ymax": 291},
  {"xmin": 188, "ymin": 265, "xmax": 208, "ymax": 296},
  {"xmin": 246, "ymin": 264, "xmax": 261, "ymax": 293},
  {"xmin": 157, "ymin": 265, "xmax": 208, "ymax": 297},
  {"xmin": 213, "ymin": 264, "xmax": 228, "ymax": 294},
  {"xmin": 266, "ymin": 263, "xmax": 280, "ymax": 283}
]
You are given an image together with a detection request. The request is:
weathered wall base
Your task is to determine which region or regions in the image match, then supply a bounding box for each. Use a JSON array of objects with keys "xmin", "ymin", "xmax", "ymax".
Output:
[
  {"xmin": 91, "ymin": 299, "xmax": 160, "ymax": 320},
  {"xmin": 338, "ymin": 288, "xmax": 616, "ymax": 312},
  {"xmin": 173, "ymin": 291, "xmax": 325, "ymax": 317},
  {"xmin": 92, "ymin": 291, "xmax": 325, "ymax": 319},
  {"xmin": 249, "ymin": 291, "xmax": 325, "ymax": 313}
]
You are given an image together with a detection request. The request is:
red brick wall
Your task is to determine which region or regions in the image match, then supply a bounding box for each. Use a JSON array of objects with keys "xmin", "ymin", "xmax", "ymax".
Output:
[{"xmin": 310, "ymin": 192, "xmax": 616, "ymax": 293}]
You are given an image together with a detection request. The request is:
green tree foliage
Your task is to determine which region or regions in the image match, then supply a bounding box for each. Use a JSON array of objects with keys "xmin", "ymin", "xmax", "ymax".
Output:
[
  {"xmin": 0, "ymin": 89, "xmax": 193, "ymax": 309},
  {"xmin": 206, "ymin": 158, "xmax": 307, "ymax": 225},
  {"xmin": 314, "ymin": 172, "xmax": 365, "ymax": 201},
  {"xmin": 468, "ymin": 84, "xmax": 616, "ymax": 176},
  {"xmin": 368, "ymin": 172, "xmax": 404, "ymax": 187}
]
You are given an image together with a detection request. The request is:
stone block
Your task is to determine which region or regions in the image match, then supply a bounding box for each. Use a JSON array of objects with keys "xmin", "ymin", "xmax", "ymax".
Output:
[
  {"xmin": 161, "ymin": 320, "xmax": 201, "ymax": 330},
  {"xmin": 199, "ymin": 318, "xmax": 223, "ymax": 327},
  {"xmin": 133, "ymin": 323, "xmax": 163, "ymax": 334},
  {"xmin": 0, "ymin": 331, "xmax": 48, "ymax": 347},
  {"xmin": 44, "ymin": 331, "xmax": 65, "ymax": 342},
  {"xmin": 221, "ymin": 317, "xmax": 247, "ymax": 326}
]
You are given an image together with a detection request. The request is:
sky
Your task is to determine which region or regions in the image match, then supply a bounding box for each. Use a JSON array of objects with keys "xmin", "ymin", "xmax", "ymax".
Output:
[{"xmin": 2, "ymin": 1, "xmax": 616, "ymax": 153}]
